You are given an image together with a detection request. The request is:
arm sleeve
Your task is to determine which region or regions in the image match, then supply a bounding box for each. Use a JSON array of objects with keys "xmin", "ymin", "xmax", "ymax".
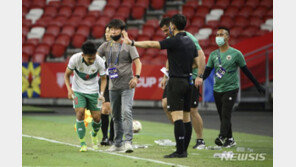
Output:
[
  {"xmin": 236, "ymin": 51, "xmax": 247, "ymax": 67},
  {"xmin": 186, "ymin": 32, "xmax": 202, "ymax": 50},
  {"xmin": 97, "ymin": 57, "xmax": 106, "ymax": 76},
  {"xmin": 67, "ymin": 55, "xmax": 76, "ymax": 70},
  {"xmin": 129, "ymin": 45, "xmax": 140, "ymax": 60},
  {"xmin": 97, "ymin": 42, "xmax": 107, "ymax": 57},
  {"xmin": 203, "ymin": 66, "xmax": 214, "ymax": 80},
  {"xmin": 159, "ymin": 37, "xmax": 175, "ymax": 50},
  {"xmin": 240, "ymin": 65, "xmax": 261, "ymax": 87}
]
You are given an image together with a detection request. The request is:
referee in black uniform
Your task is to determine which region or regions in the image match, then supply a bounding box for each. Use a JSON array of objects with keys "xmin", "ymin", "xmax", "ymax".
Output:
[{"xmin": 122, "ymin": 14, "xmax": 202, "ymax": 158}]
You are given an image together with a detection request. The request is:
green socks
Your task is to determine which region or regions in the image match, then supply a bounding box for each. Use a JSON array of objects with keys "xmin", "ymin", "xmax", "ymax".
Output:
[
  {"xmin": 76, "ymin": 120, "xmax": 86, "ymax": 146},
  {"xmin": 91, "ymin": 120, "xmax": 102, "ymax": 137}
]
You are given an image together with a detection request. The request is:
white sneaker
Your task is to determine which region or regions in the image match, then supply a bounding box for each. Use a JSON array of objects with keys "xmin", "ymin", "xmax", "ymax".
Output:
[
  {"xmin": 124, "ymin": 142, "xmax": 133, "ymax": 153},
  {"xmin": 106, "ymin": 145, "xmax": 125, "ymax": 152}
]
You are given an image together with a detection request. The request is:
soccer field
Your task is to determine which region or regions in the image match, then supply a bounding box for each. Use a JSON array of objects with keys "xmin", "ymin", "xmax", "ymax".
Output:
[{"xmin": 23, "ymin": 115, "xmax": 273, "ymax": 167}]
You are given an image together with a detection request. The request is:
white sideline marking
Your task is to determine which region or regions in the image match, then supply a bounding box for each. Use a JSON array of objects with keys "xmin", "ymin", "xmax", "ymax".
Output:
[{"xmin": 23, "ymin": 134, "xmax": 188, "ymax": 167}]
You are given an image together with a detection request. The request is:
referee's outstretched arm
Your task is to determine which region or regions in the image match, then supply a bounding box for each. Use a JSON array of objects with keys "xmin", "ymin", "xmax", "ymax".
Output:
[{"xmin": 122, "ymin": 30, "xmax": 161, "ymax": 49}]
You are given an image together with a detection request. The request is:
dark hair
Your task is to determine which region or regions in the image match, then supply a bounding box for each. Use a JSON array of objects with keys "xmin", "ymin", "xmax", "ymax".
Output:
[
  {"xmin": 170, "ymin": 14, "xmax": 187, "ymax": 30},
  {"xmin": 103, "ymin": 24, "xmax": 109, "ymax": 41},
  {"xmin": 108, "ymin": 19, "xmax": 126, "ymax": 30},
  {"xmin": 217, "ymin": 26, "xmax": 230, "ymax": 36},
  {"xmin": 81, "ymin": 41, "xmax": 97, "ymax": 55},
  {"xmin": 160, "ymin": 17, "xmax": 171, "ymax": 28}
]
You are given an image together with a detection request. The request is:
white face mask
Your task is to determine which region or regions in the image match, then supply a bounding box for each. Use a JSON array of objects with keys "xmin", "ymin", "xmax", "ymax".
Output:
[{"xmin": 215, "ymin": 37, "xmax": 225, "ymax": 46}]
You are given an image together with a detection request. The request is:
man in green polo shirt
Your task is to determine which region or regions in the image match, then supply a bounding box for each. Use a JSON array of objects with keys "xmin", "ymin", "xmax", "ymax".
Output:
[
  {"xmin": 203, "ymin": 27, "xmax": 265, "ymax": 148},
  {"xmin": 159, "ymin": 17, "xmax": 206, "ymax": 149}
]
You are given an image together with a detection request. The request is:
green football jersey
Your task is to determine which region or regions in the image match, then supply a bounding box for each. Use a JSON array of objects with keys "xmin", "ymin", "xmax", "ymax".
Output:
[
  {"xmin": 185, "ymin": 31, "xmax": 201, "ymax": 79},
  {"xmin": 207, "ymin": 47, "xmax": 246, "ymax": 92}
]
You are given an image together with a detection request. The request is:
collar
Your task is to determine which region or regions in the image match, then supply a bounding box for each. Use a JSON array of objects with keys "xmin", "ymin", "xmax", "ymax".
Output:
[
  {"xmin": 176, "ymin": 32, "xmax": 186, "ymax": 37},
  {"xmin": 82, "ymin": 56, "xmax": 91, "ymax": 66}
]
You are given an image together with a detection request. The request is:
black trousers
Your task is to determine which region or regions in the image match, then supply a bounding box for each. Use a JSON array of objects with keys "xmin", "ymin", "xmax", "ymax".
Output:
[{"xmin": 213, "ymin": 89, "xmax": 238, "ymax": 138}]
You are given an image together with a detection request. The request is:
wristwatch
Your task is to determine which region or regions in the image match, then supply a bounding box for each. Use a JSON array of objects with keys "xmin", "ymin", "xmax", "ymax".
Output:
[
  {"xmin": 135, "ymin": 75, "xmax": 140, "ymax": 79},
  {"xmin": 131, "ymin": 40, "xmax": 135, "ymax": 46},
  {"xmin": 198, "ymin": 74, "xmax": 204, "ymax": 78}
]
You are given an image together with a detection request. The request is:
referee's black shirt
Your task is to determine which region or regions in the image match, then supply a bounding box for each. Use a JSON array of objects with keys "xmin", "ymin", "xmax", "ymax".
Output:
[{"xmin": 159, "ymin": 32, "xmax": 197, "ymax": 78}]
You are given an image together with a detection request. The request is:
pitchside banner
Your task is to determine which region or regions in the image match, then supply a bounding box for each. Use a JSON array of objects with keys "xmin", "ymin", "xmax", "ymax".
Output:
[{"xmin": 40, "ymin": 63, "xmax": 165, "ymax": 100}]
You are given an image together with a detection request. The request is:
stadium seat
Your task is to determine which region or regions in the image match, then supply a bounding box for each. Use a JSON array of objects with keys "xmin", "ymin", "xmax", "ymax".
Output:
[
  {"xmin": 210, "ymin": 9, "xmax": 224, "ymax": 17},
  {"xmin": 140, "ymin": 56, "xmax": 153, "ymax": 65},
  {"xmin": 79, "ymin": 16, "xmax": 96, "ymax": 27},
  {"xmin": 89, "ymin": 0, "xmax": 106, "ymax": 11},
  {"xmin": 145, "ymin": 19, "xmax": 160, "ymax": 29},
  {"xmin": 22, "ymin": 0, "xmax": 31, "ymax": 8},
  {"xmin": 122, "ymin": 0, "xmax": 135, "ymax": 8},
  {"xmin": 158, "ymin": 49, "xmax": 167, "ymax": 57},
  {"xmin": 151, "ymin": 0, "xmax": 165, "ymax": 10},
  {"xmin": 207, "ymin": 20, "xmax": 219, "ymax": 29},
  {"xmin": 241, "ymin": 26, "xmax": 259, "ymax": 37},
  {"xmin": 202, "ymin": 0, "xmax": 215, "ymax": 8},
  {"xmin": 184, "ymin": 0, "xmax": 199, "ymax": 9},
  {"xmin": 197, "ymin": 28, "xmax": 212, "ymax": 37},
  {"xmin": 76, "ymin": 25, "xmax": 90, "ymax": 37},
  {"xmin": 132, "ymin": 5, "xmax": 146, "ymax": 20},
  {"xmin": 152, "ymin": 35, "xmax": 165, "ymax": 41},
  {"xmin": 35, "ymin": 43, "xmax": 50, "ymax": 55},
  {"xmin": 154, "ymin": 28, "xmax": 166, "ymax": 38},
  {"xmin": 195, "ymin": 6, "xmax": 210, "ymax": 17},
  {"xmin": 238, "ymin": 6, "xmax": 253, "ymax": 18},
  {"xmin": 115, "ymin": 6, "xmax": 131, "ymax": 19},
  {"xmin": 65, "ymin": 16, "xmax": 83, "ymax": 27},
  {"xmin": 251, "ymin": 6, "xmax": 268, "ymax": 18},
  {"xmin": 87, "ymin": 11, "xmax": 102, "ymax": 18},
  {"xmin": 31, "ymin": 0, "xmax": 46, "ymax": 8},
  {"xmin": 230, "ymin": 26, "xmax": 243, "ymax": 38},
  {"xmin": 255, "ymin": 29, "xmax": 270, "ymax": 36},
  {"xmin": 249, "ymin": 16, "xmax": 263, "ymax": 27},
  {"xmin": 127, "ymin": 28, "xmax": 139, "ymax": 40},
  {"xmin": 22, "ymin": 43, "xmax": 36, "ymax": 56},
  {"xmin": 32, "ymin": 53, "xmax": 46, "ymax": 63},
  {"xmin": 23, "ymin": 6, "xmax": 28, "ymax": 17},
  {"xmin": 73, "ymin": 6, "xmax": 88, "ymax": 18},
  {"xmin": 220, "ymin": 16, "xmax": 234, "ymax": 28},
  {"xmin": 72, "ymin": 34, "xmax": 86, "ymax": 48},
  {"xmin": 22, "ymin": 54, "xmax": 30, "ymax": 62},
  {"xmin": 112, "ymin": 15, "xmax": 126, "ymax": 22},
  {"xmin": 224, "ymin": 6, "xmax": 239, "ymax": 18},
  {"xmin": 102, "ymin": 6, "xmax": 116, "ymax": 18},
  {"xmin": 214, "ymin": 0, "xmax": 231, "ymax": 9},
  {"xmin": 77, "ymin": 0, "xmax": 91, "ymax": 8},
  {"xmin": 41, "ymin": 34, "xmax": 56, "ymax": 46},
  {"xmin": 146, "ymin": 48, "xmax": 159, "ymax": 57},
  {"xmin": 48, "ymin": 16, "xmax": 67, "ymax": 27},
  {"xmin": 58, "ymin": 6, "xmax": 72, "ymax": 18},
  {"xmin": 136, "ymin": 0, "xmax": 149, "ymax": 8},
  {"xmin": 191, "ymin": 16, "xmax": 205, "ymax": 28},
  {"xmin": 61, "ymin": 0, "xmax": 76, "ymax": 9},
  {"xmin": 27, "ymin": 27, "xmax": 46, "ymax": 39},
  {"xmin": 55, "ymin": 34, "xmax": 71, "ymax": 46},
  {"xmin": 91, "ymin": 25, "xmax": 105, "ymax": 38},
  {"xmin": 150, "ymin": 56, "xmax": 165, "ymax": 65},
  {"xmin": 45, "ymin": 25, "xmax": 60, "ymax": 37},
  {"xmin": 26, "ymin": 8, "xmax": 44, "ymax": 24},
  {"xmin": 208, "ymin": 34, "xmax": 216, "ymax": 46},
  {"xmin": 136, "ymin": 48, "xmax": 146, "ymax": 56},
  {"xmin": 94, "ymin": 17, "xmax": 111, "ymax": 27},
  {"xmin": 32, "ymin": 17, "xmax": 52, "ymax": 28},
  {"xmin": 60, "ymin": 25, "xmax": 76, "ymax": 38},
  {"xmin": 182, "ymin": 6, "xmax": 195, "ymax": 20},
  {"xmin": 164, "ymin": 10, "xmax": 179, "ymax": 18},
  {"xmin": 23, "ymin": 26, "xmax": 30, "ymax": 36},
  {"xmin": 26, "ymin": 38, "xmax": 40, "ymax": 46},
  {"xmin": 234, "ymin": 16, "xmax": 249, "ymax": 27},
  {"xmin": 22, "ymin": 35, "xmax": 26, "ymax": 44},
  {"xmin": 205, "ymin": 14, "xmax": 220, "ymax": 23},
  {"xmin": 48, "ymin": 0, "xmax": 61, "ymax": 8},
  {"xmin": 230, "ymin": 0, "xmax": 245, "ymax": 8},
  {"xmin": 198, "ymin": 39, "xmax": 210, "ymax": 48},
  {"xmin": 142, "ymin": 26, "xmax": 155, "ymax": 37},
  {"xmin": 260, "ymin": 0, "xmax": 273, "ymax": 8},
  {"xmin": 43, "ymin": 6, "xmax": 58, "ymax": 18},
  {"xmin": 137, "ymin": 34, "xmax": 151, "ymax": 41},
  {"xmin": 51, "ymin": 44, "xmax": 67, "ymax": 58},
  {"xmin": 265, "ymin": 8, "xmax": 273, "ymax": 20},
  {"xmin": 106, "ymin": 0, "xmax": 121, "ymax": 9},
  {"xmin": 186, "ymin": 25, "xmax": 200, "ymax": 35},
  {"xmin": 245, "ymin": 0, "xmax": 260, "ymax": 9}
]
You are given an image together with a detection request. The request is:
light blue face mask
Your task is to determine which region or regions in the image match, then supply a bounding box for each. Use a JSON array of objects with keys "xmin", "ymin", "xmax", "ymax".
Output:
[{"xmin": 215, "ymin": 37, "xmax": 225, "ymax": 46}]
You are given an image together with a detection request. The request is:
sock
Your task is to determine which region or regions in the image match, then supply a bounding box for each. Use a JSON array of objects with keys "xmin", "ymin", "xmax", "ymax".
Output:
[
  {"xmin": 184, "ymin": 122, "xmax": 192, "ymax": 152},
  {"xmin": 91, "ymin": 120, "xmax": 102, "ymax": 137},
  {"xmin": 76, "ymin": 120, "xmax": 86, "ymax": 146},
  {"xmin": 174, "ymin": 120, "xmax": 185, "ymax": 154},
  {"xmin": 101, "ymin": 114, "xmax": 109, "ymax": 138},
  {"xmin": 109, "ymin": 118, "xmax": 114, "ymax": 141}
]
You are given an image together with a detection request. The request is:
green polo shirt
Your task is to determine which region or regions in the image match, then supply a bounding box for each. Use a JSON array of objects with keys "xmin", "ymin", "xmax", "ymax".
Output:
[{"xmin": 207, "ymin": 47, "xmax": 246, "ymax": 92}]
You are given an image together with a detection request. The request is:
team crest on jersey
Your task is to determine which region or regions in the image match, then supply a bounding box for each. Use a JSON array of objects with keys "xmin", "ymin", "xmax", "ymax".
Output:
[
  {"xmin": 91, "ymin": 69, "xmax": 96, "ymax": 73},
  {"xmin": 226, "ymin": 55, "xmax": 232, "ymax": 60}
]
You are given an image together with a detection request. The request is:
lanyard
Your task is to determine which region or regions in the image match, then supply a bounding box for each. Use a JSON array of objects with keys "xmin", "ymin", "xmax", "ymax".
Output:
[
  {"xmin": 217, "ymin": 50, "xmax": 222, "ymax": 67},
  {"xmin": 108, "ymin": 42, "xmax": 122, "ymax": 66}
]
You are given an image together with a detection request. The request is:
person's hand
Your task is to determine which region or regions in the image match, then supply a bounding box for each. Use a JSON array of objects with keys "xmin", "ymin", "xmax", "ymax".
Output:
[
  {"xmin": 98, "ymin": 93, "xmax": 105, "ymax": 103},
  {"xmin": 160, "ymin": 77, "xmax": 167, "ymax": 89},
  {"xmin": 122, "ymin": 30, "xmax": 132, "ymax": 45},
  {"xmin": 256, "ymin": 85, "xmax": 266, "ymax": 95},
  {"xmin": 129, "ymin": 77, "xmax": 138, "ymax": 88},
  {"xmin": 195, "ymin": 77, "xmax": 203, "ymax": 87},
  {"xmin": 68, "ymin": 89, "xmax": 74, "ymax": 100}
]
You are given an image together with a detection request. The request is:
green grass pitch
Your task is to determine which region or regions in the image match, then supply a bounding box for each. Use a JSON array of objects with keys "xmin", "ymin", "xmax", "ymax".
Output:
[{"xmin": 23, "ymin": 115, "xmax": 273, "ymax": 167}]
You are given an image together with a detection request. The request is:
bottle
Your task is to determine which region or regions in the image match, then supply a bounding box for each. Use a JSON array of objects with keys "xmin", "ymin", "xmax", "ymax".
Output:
[{"xmin": 97, "ymin": 99, "xmax": 103, "ymax": 110}]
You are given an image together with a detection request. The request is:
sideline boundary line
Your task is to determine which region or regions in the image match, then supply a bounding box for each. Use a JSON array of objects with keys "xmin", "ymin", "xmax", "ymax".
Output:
[{"xmin": 23, "ymin": 134, "xmax": 188, "ymax": 167}]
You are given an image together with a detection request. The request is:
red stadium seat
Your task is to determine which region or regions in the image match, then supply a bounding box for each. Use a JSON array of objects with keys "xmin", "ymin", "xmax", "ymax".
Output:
[
  {"xmin": 207, "ymin": 20, "xmax": 219, "ymax": 29},
  {"xmin": 132, "ymin": 5, "xmax": 146, "ymax": 20},
  {"xmin": 158, "ymin": 49, "xmax": 167, "ymax": 57},
  {"xmin": 41, "ymin": 34, "xmax": 56, "ymax": 46},
  {"xmin": 185, "ymin": 25, "xmax": 199, "ymax": 35},
  {"xmin": 241, "ymin": 26, "xmax": 259, "ymax": 37},
  {"xmin": 184, "ymin": 0, "xmax": 199, "ymax": 9},
  {"xmin": 245, "ymin": 0, "xmax": 260, "ymax": 9},
  {"xmin": 72, "ymin": 34, "xmax": 86, "ymax": 48},
  {"xmin": 23, "ymin": 19, "xmax": 32, "ymax": 27},
  {"xmin": 32, "ymin": 53, "xmax": 46, "ymax": 63},
  {"xmin": 151, "ymin": 0, "xmax": 165, "ymax": 10},
  {"xmin": 22, "ymin": 6, "xmax": 28, "ymax": 17},
  {"xmin": 61, "ymin": 0, "xmax": 76, "ymax": 9},
  {"xmin": 251, "ymin": 6, "xmax": 268, "ymax": 18},
  {"xmin": 87, "ymin": 11, "xmax": 101, "ymax": 18},
  {"xmin": 106, "ymin": 0, "xmax": 121, "ymax": 9},
  {"xmin": 31, "ymin": 0, "xmax": 46, "ymax": 8},
  {"xmin": 26, "ymin": 38, "xmax": 40, "ymax": 46},
  {"xmin": 215, "ymin": 0, "xmax": 231, "ymax": 9},
  {"xmin": 142, "ymin": 26, "xmax": 155, "ymax": 37},
  {"xmin": 77, "ymin": 0, "xmax": 91, "ymax": 8},
  {"xmin": 255, "ymin": 29, "xmax": 270, "ymax": 36},
  {"xmin": 220, "ymin": 16, "xmax": 234, "ymax": 28},
  {"xmin": 260, "ymin": 0, "xmax": 273, "ymax": 8},
  {"xmin": 22, "ymin": 35, "xmax": 26, "ymax": 44},
  {"xmin": 238, "ymin": 6, "xmax": 253, "ymax": 18},
  {"xmin": 202, "ymin": 0, "xmax": 215, "ymax": 8},
  {"xmin": 150, "ymin": 56, "xmax": 165, "ymax": 65},
  {"xmin": 224, "ymin": 6, "xmax": 240, "ymax": 18},
  {"xmin": 91, "ymin": 25, "xmax": 105, "ymax": 38},
  {"xmin": 73, "ymin": 6, "xmax": 88, "ymax": 18},
  {"xmin": 146, "ymin": 48, "xmax": 159, "ymax": 57},
  {"xmin": 249, "ymin": 16, "xmax": 263, "ymax": 27},
  {"xmin": 22, "ymin": 26, "xmax": 29, "ymax": 36},
  {"xmin": 195, "ymin": 6, "xmax": 210, "ymax": 17},
  {"xmin": 32, "ymin": 17, "xmax": 52, "ymax": 28},
  {"xmin": 127, "ymin": 28, "xmax": 139, "ymax": 40},
  {"xmin": 152, "ymin": 35, "xmax": 165, "ymax": 41},
  {"xmin": 198, "ymin": 39, "xmax": 210, "ymax": 48},
  {"xmin": 145, "ymin": 19, "xmax": 160, "ymax": 29},
  {"xmin": 164, "ymin": 10, "xmax": 179, "ymax": 18},
  {"xmin": 140, "ymin": 56, "xmax": 153, "ymax": 65},
  {"xmin": 65, "ymin": 16, "xmax": 83, "ymax": 27},
  {"xmin": 22, "ymin": 43, "xmax": 36, "ymax": 56},
  {"xmin": 35, "ymin": 43, "xmax": 50, "ymax": 55},
  {"xmin": 234, "ymin": 16, "xmax": 249, "ymax": 27},
  {"xmin": 55, "ymin": 34, "xmax": 71, "ymax": 46},
  {"xmin": 76, "ymin": 26, "xmax": 90, "ymax": 37},
  {"xmin": 112, "ymin": 16, "xmax": 126, "ymax": 22},
  {"xmin": 229, "ymin": 37, "xmax": 240, "ymax": 45},
  {"xmin": 102, "ymin": 6, "xmax": 116, "ymax": 18},
  {"xmin": 22, "ymin": 0, "xmax": 31, "ymax": 8},
  {"xmin": 43, "ymin": 6, "xmax": 58, "ymax": 18},
  {"xmin": 137, "ymin": 34, "xmax": 151, "ymax": 41},
  {"xmin": 190, "ymin": 16, "xmax": 205, "ymax": 28},
  {"xmin": 79, "ymin": 16, "xmax": 96, "ymax": 27},
  {"xmin": 264, "ymin": 8, "xmax": 273, "ymax": 20},
  {"xmin": 182, "ymin": 5, "xmax": 195, "ymax": 19},
  {"xmin": 61, "ymin": 25, "xmax": 76, "ymax": 38},
  {"xmin": 230, "ymin": 0, "xmax": 245, "ymax": 8},
  {"xmin": 48, "ymin": 0, "xmax": 61, "ymax": 8},
  {"xmin": 58, "ymin": 6, "xmax": 72, "ymax": 18},
  {"xmin": 136, "ymin": 0, "xmax": 149, "ymax": 8},
  {"xmin": 22, "ymin": 54, "xmax": 30, "ymax": 62},
  {"xmin": 95, "ymin": 17, "xmax": 111, "ymax": 27},
  {"xmin": 230, "ymin": 26, "xmax": 243, "ymax": 38},
  {"xmin": 136, "ymin": 48, "xmax": 146, "ymax": 56},
  {"xmin": 51, "ymin": 44, "xmax": 66, "ymax": 58},
  {"xmin": 45, "ymin": 25, "xmax": 60, "ymax": 37},
  {"xmin": 115, "ymin": 6, "xmax": 131, "ymax": 19},
  {"xmin": 48, "ymin": 16, "xmax": 67, "ymax": 27},
  {"xmin": 122, "ymin": 0, "xmax": 135, "ymax": 8}
]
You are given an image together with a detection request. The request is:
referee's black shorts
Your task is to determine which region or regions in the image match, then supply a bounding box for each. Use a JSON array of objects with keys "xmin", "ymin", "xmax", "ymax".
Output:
[
  {"xmin": 99, "ymin": 76, "xmax": 110, "ymax": 103},
  {"xmin": 163, "ymin": 81, "xmax": 200, "ymax": 108},
  {"xmin": 167, "ymin": 77, "xmax": 191, "ymax": 112}
]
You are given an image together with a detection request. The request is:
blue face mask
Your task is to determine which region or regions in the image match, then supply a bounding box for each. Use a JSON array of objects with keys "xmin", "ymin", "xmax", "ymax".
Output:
[{"xmin": 215, "ymin": 37, "xmax": 225, "ymax": 46}]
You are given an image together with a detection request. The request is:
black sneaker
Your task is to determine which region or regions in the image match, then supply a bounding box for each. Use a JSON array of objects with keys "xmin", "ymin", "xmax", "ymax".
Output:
[
  {"xmin": 223, "ymin": 138, "xmax": 236, "ymax": 148},
  {"xmin": 193, "ymin": 139, "xmax": 206, "ymax": 149},
  {"xmin": 164, "ymin": 151, "xmax": 187, "ymax": 158},
  {"xmin": 215, "ymin": 136, "xmax": 225, "ymax": 146},
  {"xmin": 100, "ymin": 137, "xmax": 110, "ymax": 146}
]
